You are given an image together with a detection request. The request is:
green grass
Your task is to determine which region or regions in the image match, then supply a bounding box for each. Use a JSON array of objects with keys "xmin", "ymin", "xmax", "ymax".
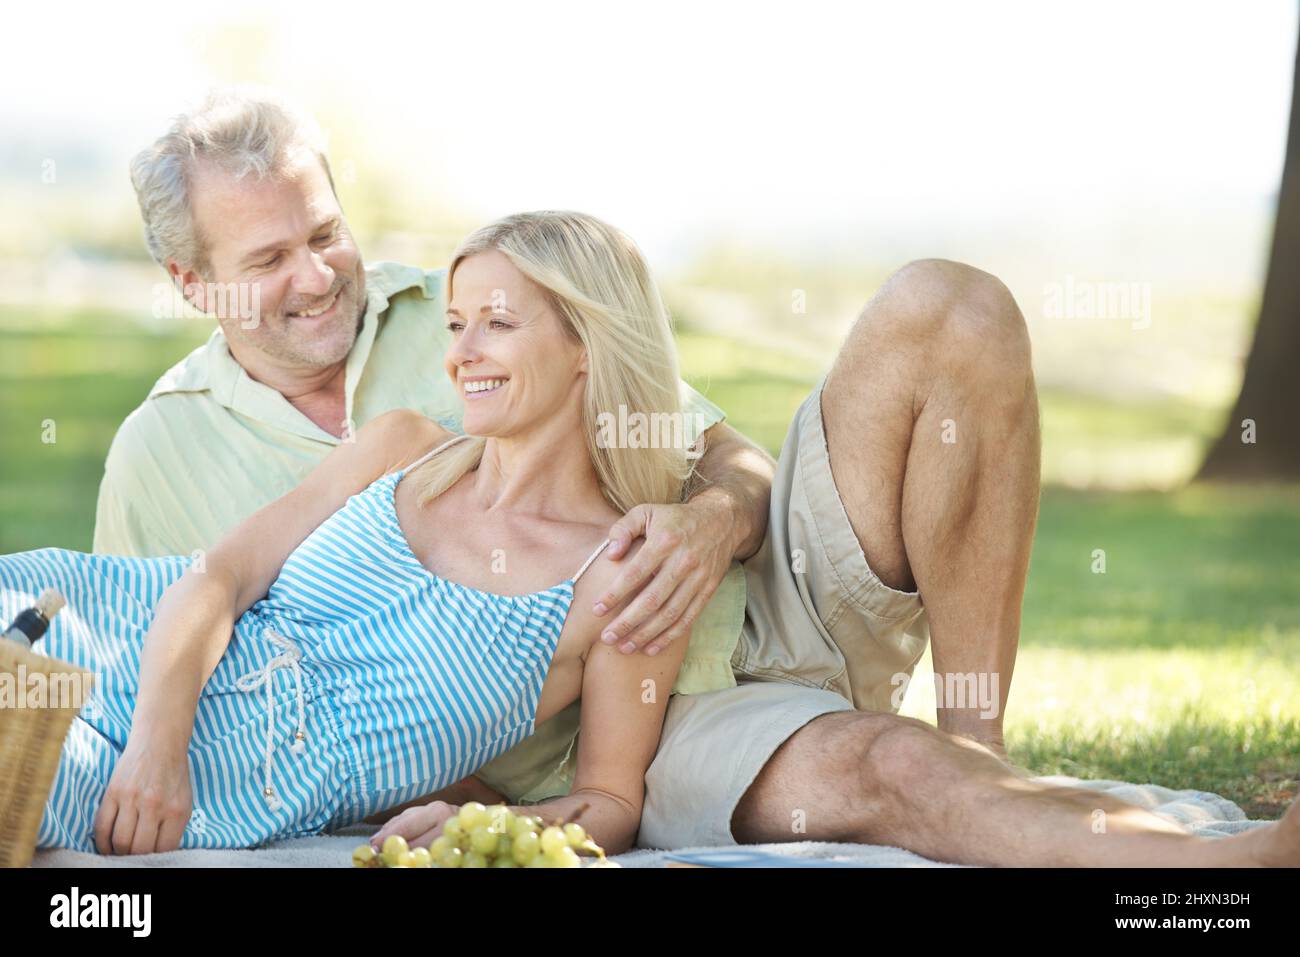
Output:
[
  {"xmin": 900, "ymin": 484, "xmax": 1300, "ymax": 819},
  {"xmin": 2, "ymin": 310, "xmax": 1297, "ymax": 819},
  {"xmin": 0, "ymin": 307, "xmax": 211, "ymax": 551},
  {"xmin": 677, "ymin": 331, "xmax": 825, "ymax": 455}
]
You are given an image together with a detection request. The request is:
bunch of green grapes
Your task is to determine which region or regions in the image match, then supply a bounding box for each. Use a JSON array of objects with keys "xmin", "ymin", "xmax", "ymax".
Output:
[{"xmin": 351, "ymin": 801, "xmax": 619, "ymax": 868}]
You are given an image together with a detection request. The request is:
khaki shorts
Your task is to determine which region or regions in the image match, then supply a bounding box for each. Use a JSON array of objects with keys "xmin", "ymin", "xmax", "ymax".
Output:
[{"xmin": 637, "ymin": 375, "xmax": 930, "ymax": 848}]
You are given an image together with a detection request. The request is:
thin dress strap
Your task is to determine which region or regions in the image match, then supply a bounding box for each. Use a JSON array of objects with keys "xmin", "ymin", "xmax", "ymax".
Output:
[
  {"xmin": 403, "ymin": 432, "xmax": 473, "ymax": 474},
  {"xmin": 572, "ymin": 539, "xmax": 611, "ymax": 584},
  {"xmin": 403, "ymin": 433, "xmax": 609, "ymax": 586}
]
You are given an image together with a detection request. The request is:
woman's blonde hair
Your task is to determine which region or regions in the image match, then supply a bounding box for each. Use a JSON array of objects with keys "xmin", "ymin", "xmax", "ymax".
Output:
[{"xmin": 413, "ymin": 210, "xmax": 702, "ymax": 514}]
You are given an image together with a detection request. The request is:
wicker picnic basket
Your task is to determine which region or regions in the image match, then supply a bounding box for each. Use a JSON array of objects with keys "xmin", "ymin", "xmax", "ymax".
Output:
[{"xmin": 0, "ymin": 637, "xmax": 92, "ymax": 867}]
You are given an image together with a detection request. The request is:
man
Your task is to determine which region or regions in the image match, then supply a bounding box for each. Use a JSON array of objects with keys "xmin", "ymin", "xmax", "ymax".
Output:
[{"xmin": 100, "ymin": 89, "xmax": 1297, "ymax": 866}]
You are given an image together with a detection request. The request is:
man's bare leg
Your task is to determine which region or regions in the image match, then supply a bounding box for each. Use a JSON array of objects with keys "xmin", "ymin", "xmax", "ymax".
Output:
[
  {"xmin": 732, "ymin": 259, "xmax": 1300, "ymax": 865},
  {"xmin": 733, "ymin": 709, "xmax": 1298, "ymax": 866},
  {"xmin": 820, "ymin": 257, "xmax": 1040, "ymax": 748}
]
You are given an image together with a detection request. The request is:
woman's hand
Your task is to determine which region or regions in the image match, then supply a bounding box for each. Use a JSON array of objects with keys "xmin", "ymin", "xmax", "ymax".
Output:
[
  {"xmin": 92, "ymin": 733, "xmax": 193, "ymax": 855},
  {"xmin": 369, "ymin": 800, "xmax": 461, "ymax": 852}
]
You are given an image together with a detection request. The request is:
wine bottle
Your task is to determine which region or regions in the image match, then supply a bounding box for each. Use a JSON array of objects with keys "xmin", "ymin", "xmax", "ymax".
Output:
[{"xmin": 2, "ymin": 588, "xmax": 65, "ymax": 649}]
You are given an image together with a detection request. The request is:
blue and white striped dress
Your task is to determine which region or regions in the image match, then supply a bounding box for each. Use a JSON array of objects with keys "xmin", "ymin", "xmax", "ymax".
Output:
[{"xmin": 0, "ymin": 435, "xmax": 609, "ymax": 852}]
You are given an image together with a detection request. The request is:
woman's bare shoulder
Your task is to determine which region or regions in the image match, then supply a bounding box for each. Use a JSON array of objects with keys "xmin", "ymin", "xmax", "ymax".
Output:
[
  {"xmin": 566, "ymin": 537, "xmax": 646, "ymax": 651},
  {"xmin": 358, "ymin": 409, "xmax": 457, "ymax": 474}
]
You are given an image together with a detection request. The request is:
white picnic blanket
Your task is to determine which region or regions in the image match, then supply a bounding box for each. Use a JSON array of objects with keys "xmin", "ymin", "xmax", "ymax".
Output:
[{"xmin": 29, "ymin": 775, "xmax": 1272, "ymax": 868}]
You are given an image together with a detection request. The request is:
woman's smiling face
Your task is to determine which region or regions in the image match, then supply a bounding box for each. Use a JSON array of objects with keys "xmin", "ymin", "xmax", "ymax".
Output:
[{"xmin": 445, "ymin": 249, "xmax": 589, "ymax": 438}]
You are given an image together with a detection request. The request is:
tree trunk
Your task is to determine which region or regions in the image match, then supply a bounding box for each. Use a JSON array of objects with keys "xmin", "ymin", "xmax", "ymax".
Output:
[{"xmin": 1196, "ymin": 31, "xmax": 1300, "ymax": 481}]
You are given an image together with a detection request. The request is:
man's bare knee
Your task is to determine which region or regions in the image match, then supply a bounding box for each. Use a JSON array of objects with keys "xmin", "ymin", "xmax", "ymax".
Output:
[
  {"xmin": 889, "ymin": 258, "xmax": 1020, "ymax": 327},
  {"xmin": 731, "ymin": 710, "xmax": 879, "ymax": 843},
  {"xmin": 804, "ymin": 711, "xmax": 948, "ymax": 844},
  {"xmin": 851, "ymin": 259, "xmax": 1031, "ymax": 379},
  {"xmin": 863, "ymin": 714, "xmax": 1021, "ymax": 802},
  {"xmin": 860, "ymin": 714, "xmax": 968, "ymax": 795}
]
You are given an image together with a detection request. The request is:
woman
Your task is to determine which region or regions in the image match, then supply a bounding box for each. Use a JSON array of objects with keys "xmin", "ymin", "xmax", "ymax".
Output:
[{"xmin": 1, "ymin": 210, "xmax": 702, "ymax": 857}]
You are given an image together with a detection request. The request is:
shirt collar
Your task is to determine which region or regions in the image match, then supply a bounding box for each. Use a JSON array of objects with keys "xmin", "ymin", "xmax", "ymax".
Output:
[{"xmin": 146, "ymin": 261, "xmax": 432, "ymax": 442}]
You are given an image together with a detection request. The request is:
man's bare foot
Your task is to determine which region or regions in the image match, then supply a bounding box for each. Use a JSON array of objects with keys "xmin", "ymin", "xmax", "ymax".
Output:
[{"xmin": 1252, "ymin": 796, "xmax": 1300, "ymax": 867}]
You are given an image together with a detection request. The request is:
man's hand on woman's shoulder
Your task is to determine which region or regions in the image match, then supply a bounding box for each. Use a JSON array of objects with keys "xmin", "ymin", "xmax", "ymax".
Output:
[{"xmin": 588, "ymin": 499, "xmax": 738, "ymax": 657}]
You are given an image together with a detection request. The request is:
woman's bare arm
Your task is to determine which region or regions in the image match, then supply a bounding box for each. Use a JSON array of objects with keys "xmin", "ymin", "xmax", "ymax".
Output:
[
  {"xmin": 96, "ymin": 409, "xmax": 451, "ymax": 853},
  {"xmin": 505, "ymin": 547, "xmax": 692, "ymax": 855},
  {"xmin": 541, "ymin": 630, "xmax": 690, "ymax": 854},
  {"xmin": 130, "ymin": 408, "xmax": 451, "ymax": 741}
]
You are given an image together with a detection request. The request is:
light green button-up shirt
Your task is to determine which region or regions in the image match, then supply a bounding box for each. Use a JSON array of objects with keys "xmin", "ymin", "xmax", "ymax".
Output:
[{"xmin": 92, "ymin": 260, "xmax": 746, "ymax": 803}]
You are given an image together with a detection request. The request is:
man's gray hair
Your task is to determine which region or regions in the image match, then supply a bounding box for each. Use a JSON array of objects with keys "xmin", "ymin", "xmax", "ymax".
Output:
[{"xmin": 130, "ymin": 87, "xmax": 335, "ymax": 274}]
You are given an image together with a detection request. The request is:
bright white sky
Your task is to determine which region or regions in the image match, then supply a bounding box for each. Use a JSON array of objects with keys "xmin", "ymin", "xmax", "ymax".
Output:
[{"xmin": 4, "ymin": 0, "xmax": 1296, "ymax": 264}]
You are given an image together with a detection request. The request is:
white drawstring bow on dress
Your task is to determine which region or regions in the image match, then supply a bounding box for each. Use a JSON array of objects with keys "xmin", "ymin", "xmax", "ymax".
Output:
[{"xmin": 234, "ymin": 627, "xmax": 309, "ymax": 810}]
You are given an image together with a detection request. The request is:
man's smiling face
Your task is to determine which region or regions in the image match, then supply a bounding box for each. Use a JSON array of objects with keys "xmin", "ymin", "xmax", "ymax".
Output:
[{"xmin": 182, "ymin": 151, "xmax": 367, "ymax": 369}]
